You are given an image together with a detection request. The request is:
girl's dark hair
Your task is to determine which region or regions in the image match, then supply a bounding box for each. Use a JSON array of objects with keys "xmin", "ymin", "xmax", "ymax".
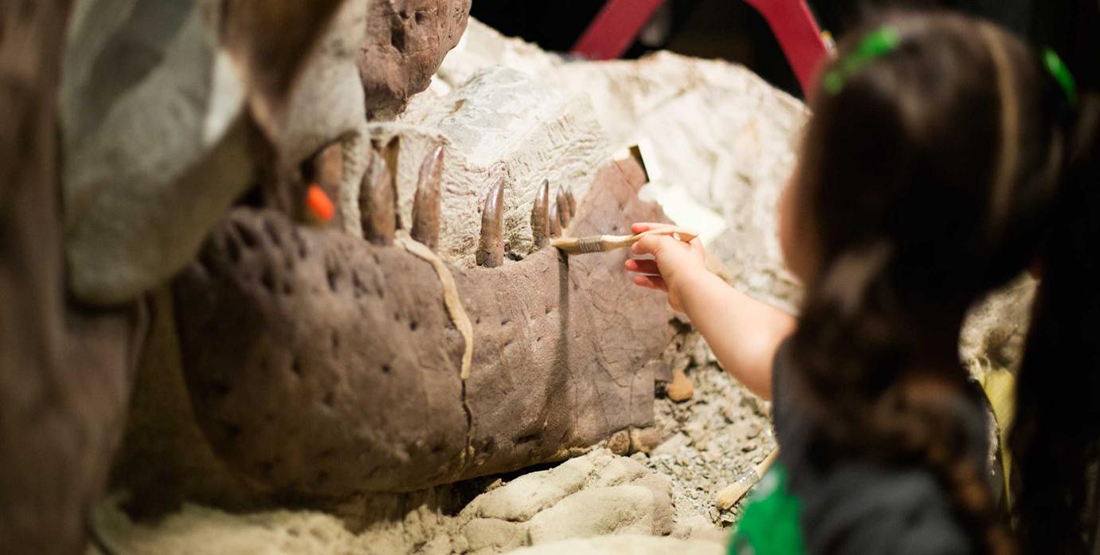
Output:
[
  {"xmin": 1010, "ymin": 98, "xmax": 1100, "ymax": 551},
  {"xmin": 789, "ymin": 11, "xmax": 1084, "ymax": 554}
]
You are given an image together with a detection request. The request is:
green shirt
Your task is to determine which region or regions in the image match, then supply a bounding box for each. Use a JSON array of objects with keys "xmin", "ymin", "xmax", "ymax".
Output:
[{"xmin": 729, "ymin": 462, "xmax": 807, "ymax": 555}]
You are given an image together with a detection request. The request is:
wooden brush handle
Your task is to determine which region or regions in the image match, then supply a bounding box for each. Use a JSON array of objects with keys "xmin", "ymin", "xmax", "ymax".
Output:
[
  {"xmin": 552, "ymin": 226, "xmax": 698, "ymax": 254},
  {"xmin": 631, "ymin": 226, "xmax": 698, "ymax": 244}
]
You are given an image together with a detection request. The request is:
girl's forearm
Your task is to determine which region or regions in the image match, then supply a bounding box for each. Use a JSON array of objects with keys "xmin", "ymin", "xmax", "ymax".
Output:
[{"xmin": 675, "ymin": 270, "xmax": 795, "ymax": 400}]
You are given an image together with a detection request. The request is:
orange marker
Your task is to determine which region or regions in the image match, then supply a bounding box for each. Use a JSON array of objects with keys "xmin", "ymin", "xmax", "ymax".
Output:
[{"xmin": 307, "ymin": 185, "xmax": 335, "ymax": 223}]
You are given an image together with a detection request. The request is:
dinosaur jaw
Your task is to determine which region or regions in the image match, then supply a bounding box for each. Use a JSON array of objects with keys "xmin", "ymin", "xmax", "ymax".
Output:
[{"xmin": 173, "ymin": 158, "xmax": 680, "ymax": 496}]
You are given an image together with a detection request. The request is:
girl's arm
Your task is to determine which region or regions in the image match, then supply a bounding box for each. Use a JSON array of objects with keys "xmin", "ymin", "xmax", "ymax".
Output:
[{"xmin": 626, "ymin": 223, "xmax": 795, "ymax": 400}]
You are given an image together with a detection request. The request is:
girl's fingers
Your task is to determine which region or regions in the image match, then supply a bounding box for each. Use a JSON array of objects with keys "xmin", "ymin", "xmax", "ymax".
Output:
[
  {"xmin": 633, "ymin": 274, "xmax": 668, "ymax": 292},
  {"xmin": 631, "ymin": 234, "xmax": 664, "ymax": 255},
  {"xmin": 625, "ymin": 259, "xmax": 661, "ymax": 275},
  {"xmin": 631, "ymin": 222, "xmax": 672, "ymax": 234}
]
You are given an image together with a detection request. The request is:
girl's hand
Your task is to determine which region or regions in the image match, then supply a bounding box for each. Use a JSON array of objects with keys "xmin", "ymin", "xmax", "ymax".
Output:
[{"xmin": 625, "ymin": 222, "xmax": 707, "ymax": 312}]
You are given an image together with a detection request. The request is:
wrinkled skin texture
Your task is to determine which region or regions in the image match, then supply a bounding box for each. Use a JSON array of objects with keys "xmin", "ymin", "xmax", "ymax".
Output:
[
  {"xmin": 0, "ymin": 0, "xmax": 149, "ymax": 552},
  {"xmin": 359, "ymin": 0, "xmax": 471, "ymax": 117},
  {"xmin": 173, "ymin": 159, "xmax": 679, "ymax": 495}
]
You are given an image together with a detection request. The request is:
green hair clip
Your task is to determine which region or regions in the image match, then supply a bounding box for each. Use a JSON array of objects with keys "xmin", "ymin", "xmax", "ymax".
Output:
[
  {"xmin": 1042, "ymin": 48, "xmax": 1078, "ymax": 107},
  {"xmin": 824, "ymin": 27, "xmax": 901, "ymax": 95}
]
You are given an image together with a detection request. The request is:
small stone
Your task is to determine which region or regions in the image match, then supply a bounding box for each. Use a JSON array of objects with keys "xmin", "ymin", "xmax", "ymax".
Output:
[
  {"xmin": 744, "ymin": 422, "xmax": 762, "ymax": 440},
  {"xmin": 666, "ymin": 369, "xmax": 694, "ymax": 402},
  {"xmin": 607, "ymin": 430, "xmax": 630, "ymax": 456},
  {"xmin": 629, "ymin": 427, "xmax": 664, "ymax": 454}
]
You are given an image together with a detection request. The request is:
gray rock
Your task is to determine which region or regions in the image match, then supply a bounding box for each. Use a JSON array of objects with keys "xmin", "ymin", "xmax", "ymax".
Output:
[
  {"xmin": 62, "ymin": 0, "xmax": 250, "ymax": 305},
  {"xmin": 61, "ymin": 0, "xmax": 361, "ymax": 305}
]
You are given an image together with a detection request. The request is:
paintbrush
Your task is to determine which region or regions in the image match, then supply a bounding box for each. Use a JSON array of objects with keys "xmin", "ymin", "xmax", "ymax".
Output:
[
  {"xmin": 551, "ymin": 226, "xmax": 698, "ymax": 255},
  {"xmin": 716, "ymin": 448, "xmax": 780, "ymax": 510}
]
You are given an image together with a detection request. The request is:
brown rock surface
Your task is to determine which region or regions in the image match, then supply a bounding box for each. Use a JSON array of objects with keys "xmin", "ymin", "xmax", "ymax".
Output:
[
  {"xmin": 173, "ymin": 158, "xmax": 679, "ymax": 495},
  {"xmin": 359, "ymin": 0, "xmax": 471, "ymax": 118}
]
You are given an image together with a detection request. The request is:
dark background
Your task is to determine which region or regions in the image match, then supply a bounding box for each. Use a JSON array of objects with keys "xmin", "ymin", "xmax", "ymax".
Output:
[{"xmin": 470, "ymin": 0, "xmax": 1099, "ymax": 99}]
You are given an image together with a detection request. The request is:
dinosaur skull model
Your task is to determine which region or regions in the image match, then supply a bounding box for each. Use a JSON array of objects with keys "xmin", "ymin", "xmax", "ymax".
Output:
[{"xmin": 173, "ymin": 153, "xmax": 680, "ymax": 495}]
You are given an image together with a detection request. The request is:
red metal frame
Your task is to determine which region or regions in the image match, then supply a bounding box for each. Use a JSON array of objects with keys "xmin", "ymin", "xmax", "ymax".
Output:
[
  {"xmin": 571, "ymin": 0, "xmax": 669, "ymax": 61},
  {"xmin": 571, "ymin": 0, "xmax": 831, "ymax": 99},
  {"xmin": 743, "ymin": 0, "xmax": 829, "ymax": 98}
]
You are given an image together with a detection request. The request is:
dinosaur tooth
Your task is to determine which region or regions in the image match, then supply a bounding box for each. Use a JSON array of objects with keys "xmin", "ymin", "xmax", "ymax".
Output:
[
  {"xmin": 565, "ymin": 185, "xmax": 578, "ymax": 217},
  {"xmin": 549, "ymin": 201, "xmax": 562, "ymax": 238},
  {"xmin": 556, "ymin": 190, "xmax": 572, "ymax": 230},
  {"xmin": 360, "ymin": 138, "xmax": 399, "ymax": 245},
  {"xmin": 530, "ymin": 179, "xmax": 550, "ymax": 249},
  {"xmin": 411, "ymin": 145, "xmax": 444, "ymax": 250},
  {"xmin": 310, "ymin": 140, "xmax": 344, "ymax": 227},
  {"xmin": 476, "ymin": 180, "xmax": 505, "ymax": 267}
]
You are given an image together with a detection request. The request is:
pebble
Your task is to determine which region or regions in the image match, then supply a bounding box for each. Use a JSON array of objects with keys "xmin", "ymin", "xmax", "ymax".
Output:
[{"xmin": 666, "ymin": 368, "xmax": 694, "ymax": 402}]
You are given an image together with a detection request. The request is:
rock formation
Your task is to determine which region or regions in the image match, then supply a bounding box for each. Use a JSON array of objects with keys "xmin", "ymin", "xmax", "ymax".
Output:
[
  {"xmin": 359, "ymin": 0, "xmax": 471, "ymax": 118},
  {"xmin": 92, "ymin": 449, "xmax": 720, "ymax": 555}
]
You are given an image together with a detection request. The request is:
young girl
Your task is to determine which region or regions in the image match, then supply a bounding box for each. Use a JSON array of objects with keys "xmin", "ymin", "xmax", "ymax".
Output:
[{"xmin": 626, "ymin": 11, "xmax": 1093, "ymax": 554}]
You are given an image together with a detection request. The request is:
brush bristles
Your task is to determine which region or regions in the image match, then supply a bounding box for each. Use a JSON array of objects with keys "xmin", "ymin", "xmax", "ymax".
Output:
[{"xmin": 715, "ymin": 472, "xmax": 759, "ymax": 510}]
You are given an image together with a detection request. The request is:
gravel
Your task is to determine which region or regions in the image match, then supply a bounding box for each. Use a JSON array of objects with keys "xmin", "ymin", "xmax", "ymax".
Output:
[{"xmin": 635, "ymin": 353, "xmax": 776, "ymax": 530}]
